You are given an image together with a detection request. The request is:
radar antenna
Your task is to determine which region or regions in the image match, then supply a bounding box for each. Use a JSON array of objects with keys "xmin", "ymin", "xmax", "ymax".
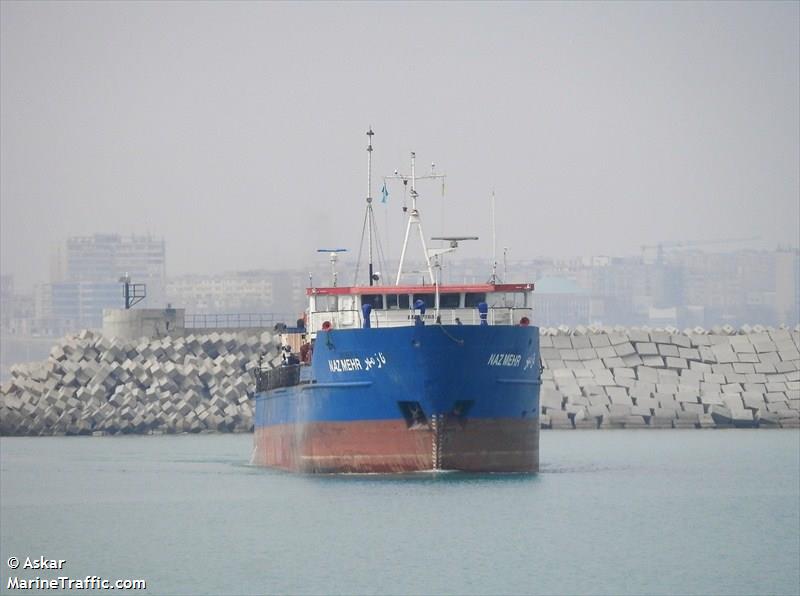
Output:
[
  {"xmin": 428, "ymin": 236, "xmax": 478, "ymax": 316},
  {"xmin": 431, "ymin": 236, "xmax": 479, "ymax": 249},
  {"xmin": 317, "ymin": 249, "xmax": 347, "ymax": 287}
]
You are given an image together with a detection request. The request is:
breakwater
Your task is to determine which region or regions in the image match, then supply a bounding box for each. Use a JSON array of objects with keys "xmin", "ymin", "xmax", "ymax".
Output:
[
  {"xmin": 539, "ymin": 325, "xmax": 799, "ymax": 429},
  {"xmin": 0, "ymin": 330, "xmax": 279, "ymax": 436},
  {"xmin": 0, "ymin": 325, "xmax": 798, "ymax": 435}
]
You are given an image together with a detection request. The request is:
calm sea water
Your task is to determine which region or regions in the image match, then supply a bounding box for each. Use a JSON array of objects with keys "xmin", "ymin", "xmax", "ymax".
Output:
[{"xmin": 1, "ymin": 431, "xmax": 798, "ymax": 596}]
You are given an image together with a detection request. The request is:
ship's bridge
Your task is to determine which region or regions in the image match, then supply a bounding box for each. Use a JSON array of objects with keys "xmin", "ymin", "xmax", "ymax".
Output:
[{"xmin": 304, "ymin": 283, "xmax": 534, "ymax": 337}]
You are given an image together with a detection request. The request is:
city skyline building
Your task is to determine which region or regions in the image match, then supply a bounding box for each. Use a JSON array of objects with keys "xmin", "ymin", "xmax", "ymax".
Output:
[
  {"xmin": 37, "ymin": 234, "xmax": 166, "ymax": 332},
  {"xmin": 1, "ymin": 241, "xmax": 797, "ymax": 338}
]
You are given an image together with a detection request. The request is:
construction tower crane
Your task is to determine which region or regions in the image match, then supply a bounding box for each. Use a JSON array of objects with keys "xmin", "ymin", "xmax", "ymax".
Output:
[{"xmin": 640, "ymin": 237, "xmax": 761, "ymax": 265}]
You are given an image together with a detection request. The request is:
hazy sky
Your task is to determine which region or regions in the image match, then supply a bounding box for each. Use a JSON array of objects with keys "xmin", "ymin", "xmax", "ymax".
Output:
[{"xmin": 2, "ymin": 1, "xmax": 798, "ymax": 290}]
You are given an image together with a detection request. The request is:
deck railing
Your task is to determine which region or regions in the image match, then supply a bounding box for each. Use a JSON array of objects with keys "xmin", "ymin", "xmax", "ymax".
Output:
[
  {"xmin": 185, "ymin": 313, "xmax": 295, "ymax": 329},
  {"xmin": 308, "ymin": 307, "xmax": 534, "ymax": 331}
]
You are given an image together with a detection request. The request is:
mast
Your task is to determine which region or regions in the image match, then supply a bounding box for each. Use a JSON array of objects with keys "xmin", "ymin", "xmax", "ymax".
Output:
[
  {"xmin": 366, "ymin": 127, "xmax": 374, "ymax": 286},
  {"xmin": 388, "ymin": 152, "xmax": 445, "ymax": 285},
  {"xmin": 354, "ymin": 127, "xmax": 385, "ymax": 287},
  {"xmin": 490, "ymin": 190, "xmax": 498, "ymax": 283}
]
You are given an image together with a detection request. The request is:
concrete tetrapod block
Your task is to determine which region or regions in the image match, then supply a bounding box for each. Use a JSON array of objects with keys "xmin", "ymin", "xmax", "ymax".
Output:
[
  {"xmin": 586, "ymin": 404, "xmax": 608, "ymax": 418},
  {"xmin": 639, "ymin": 355, "xmax": 664, "ymax": 368},
  {"xmin": 758, "ymin": 352, "xmax": 781, "ymax": 365},
  {"xmin": 636, "ymin": 343, "xmax": 658, "ymax": 355},
  {"xmin": 606, "ymin": 334, "xmax": 628, "ymax": 346},
  {"xmin": 657, "ymin": 396, "xmax": 680, "ymax": 410},
  {"xmin": 621, "ymin": 354, "xmax": 643, "ymax": 367},
  {"xmin": 636, "ymin": 397, "xmax": 659, "ymax": 410},
  {"xmin": 670, "ymin": 334, "xmax": 691, "ymax": 348},
  {"xmin": 649, "ymin": 413, "xmax": 674, "ymax": 428},
  {"xmin": 594, "ymin": 346, "xmax": 617, "ymax": 360},
  {"xmin": 737, "ymin": 353, "xmax": 760, "ymax": 363},
  {"xmin": 722, "ymin": 383, "xmax": 743, "ymax": 394},
  {"xmin": 548, "ymin": 410, "xmax": 573, "ymax": 429},
  {"xmin": 552, "ymin": 336, "xmax": 572, "ymax": 349},
  {"xmin": 630, "ymin": 405, "xmax": 651, "ymax": 418},
  {"xmin": 677, "ymin": 348, "xmax": 700, "ymax": 361},
  {"xmin": 679, "ymin": 370, "xmax": 703, "ymax": 384},
  {"xmin": 754, "ymin": 340, "xmax": 777, "ymax": 353},
  {"xmin": 722, "ymin": 395, "xmax": 744, "ymax": 410},
  {"xmin": 658, "ymin": 344, "xmax": 679, "ymax": 357},
  {"xmin": 630, "ymin": 385, "xmax": 653, "ymax": 401},
  {"xmin": 698, "ymin": 346, "xmax": 716, "ymax": 363},
  {"xmin": 637, "ymin": 367, "xmax": 660, "ymax": 383},
  {"xmin": 606, "ymin": 387, "xmax": 631, "ymax": 405},
  {"xmin": 587, "ymin": 395, "xmax": 610, "ymax": 407},
  {"xmin": 665, "ymin": 357, "xmax": 688, "ymax": 370},
  {"xmin": 608, "ymin": 403, "xmax": 632, "ymax": 417},
  {"xmin": 589, "ymin": 334, "xmax": 610, "ymax": 348},
  {"xmin": 571, "ymin": 336, "xmax": 591, "ymax": 349},
  {"xmin": 614, "ymin": 368, "xmax": 636, "ymax": 379},
  {"xmin": 615, "ymin": 342, "xmax": 636, "ymax": 357},
  {"xmin": 592, "ymin": 370, "xmax": 615, "ymax": 386},
  {"xmin": 541, "ymin": 348, "xmax": 560, "ymax": 360},
  {"xmin": 766, "ymin": 401, "xmax": 789, "ymax": 412},
  {"xmin": 675, "ymin": 392, "xmax": 699, "ymax": 404},
  {"xmin": 623, "ymin": 415, "xmax": 648, "ymax": 428},
  {"xmin": 656, "ymin": 382, "xmax": 679, "ymax": 395},
  {"xmin": 625, "ymin": 329, "xmax": 648, "ymax": 343}
]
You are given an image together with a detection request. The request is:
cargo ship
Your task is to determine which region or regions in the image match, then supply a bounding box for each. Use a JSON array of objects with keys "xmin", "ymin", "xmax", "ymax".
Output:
[{"xmin": 251, "ymin": 131, "xmax": 541, "ymax": 473}]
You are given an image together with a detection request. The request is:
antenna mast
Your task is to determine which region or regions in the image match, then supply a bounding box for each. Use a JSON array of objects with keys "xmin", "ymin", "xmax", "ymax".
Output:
[
  {"xmin": 386, "ymin": 152, "xmax": 445, "ymax": 285},
  {"xmin": 318, "ymin": 249, "xmax": 347, "ymax": 287},
  {"xmin": 489, "ymin": 190, "xmax": 498, "ymax": 283},
  {"xmin": 354, "ymin": 127, "xmax": 386, "ymax": 286},
  {"xmin": 366, "ymin": 127, "xmax": 374, "ymax": 286}
]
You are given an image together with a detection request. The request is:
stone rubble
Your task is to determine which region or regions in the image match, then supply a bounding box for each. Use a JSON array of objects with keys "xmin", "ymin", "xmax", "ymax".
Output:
[
  {"xmin": 1, "ymin": 324, "xmax": 799, "ymax": 435},
  {"xmin": 0, "ymin": 330, "xmax": 278, "ymax": 436},
  {"xmin": 539, "ymin": 324, "xmax": 800, "ymax": 429}
]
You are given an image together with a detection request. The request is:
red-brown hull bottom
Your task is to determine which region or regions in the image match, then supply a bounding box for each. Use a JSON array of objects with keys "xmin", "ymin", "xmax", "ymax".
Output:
[{"xmin": 252, "ymin": 418, "xmax": 539, "ymax": 473}]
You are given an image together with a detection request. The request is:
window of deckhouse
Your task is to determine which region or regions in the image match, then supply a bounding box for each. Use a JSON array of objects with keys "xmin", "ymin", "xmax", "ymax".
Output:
[
  {"xmin": 314, "ymin": 295, "xmax": 339, "ymax": 312},
  {"xmin": 386, "ymin": 294, "xmax": 410, "ymax": 309},
  {"xmin": 439, "ymin": 293, "xmax": 461, "ymax": 308},
  {"xmin": 360, "ymin": 294, "xmax": 384, "ymax": 310},
  {"xmin": 464, "ymin": 292, "xmax": 486, "ymax": 307}
]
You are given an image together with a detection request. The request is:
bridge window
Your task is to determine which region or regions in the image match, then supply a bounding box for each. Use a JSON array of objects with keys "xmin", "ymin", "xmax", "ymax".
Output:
[
  {"xmin": 506, "ymin": 292, "xmax": 527, "ymax": 307},
  {"xmin": 386, "ymin": 294, "xmax": 410, "ymax": 309},
  {"xmin": 439, "ymin": 293, "xmax": 461, "ymax": 308},
  {"xmin": 413, "ymin": 293, "xmax": 435, "ymax": 308},
  {"xmin": 360, "ymin": 295, "xmax": 384, "ymax": 310},
  {"xmin": 464, "ymin": 292, "xmax": 486, "ymax": 307},
  {"xmin": 488, "ymin": 292, "xmax": 527, "ymax": 307},
  {"xmin": 314, "ymin": 295, "xmax": 338, "ymax": 312}
]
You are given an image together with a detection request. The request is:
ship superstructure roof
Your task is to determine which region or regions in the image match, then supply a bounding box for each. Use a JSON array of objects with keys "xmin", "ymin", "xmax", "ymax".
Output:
[{"xmin": 308, "ymin": 283, "xmax": 534, "ymax": 296}]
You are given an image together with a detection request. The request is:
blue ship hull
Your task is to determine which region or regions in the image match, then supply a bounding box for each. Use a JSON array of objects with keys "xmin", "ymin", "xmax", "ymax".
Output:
[{"xmin": 253, "ymin": 325, "xmax": 541, "ymax": 472}]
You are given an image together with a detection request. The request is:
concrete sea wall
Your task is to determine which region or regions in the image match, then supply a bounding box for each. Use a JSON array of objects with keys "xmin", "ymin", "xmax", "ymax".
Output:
[{"xmin": 0, "ymin": 325, "xmax": 798, "ymax": 436}]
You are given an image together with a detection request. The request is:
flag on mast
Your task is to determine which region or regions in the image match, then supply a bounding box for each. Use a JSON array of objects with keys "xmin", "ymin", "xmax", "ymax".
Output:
[{"xmin": 381, "ymin": 181, "xmax": 389, "ymax": 203}]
